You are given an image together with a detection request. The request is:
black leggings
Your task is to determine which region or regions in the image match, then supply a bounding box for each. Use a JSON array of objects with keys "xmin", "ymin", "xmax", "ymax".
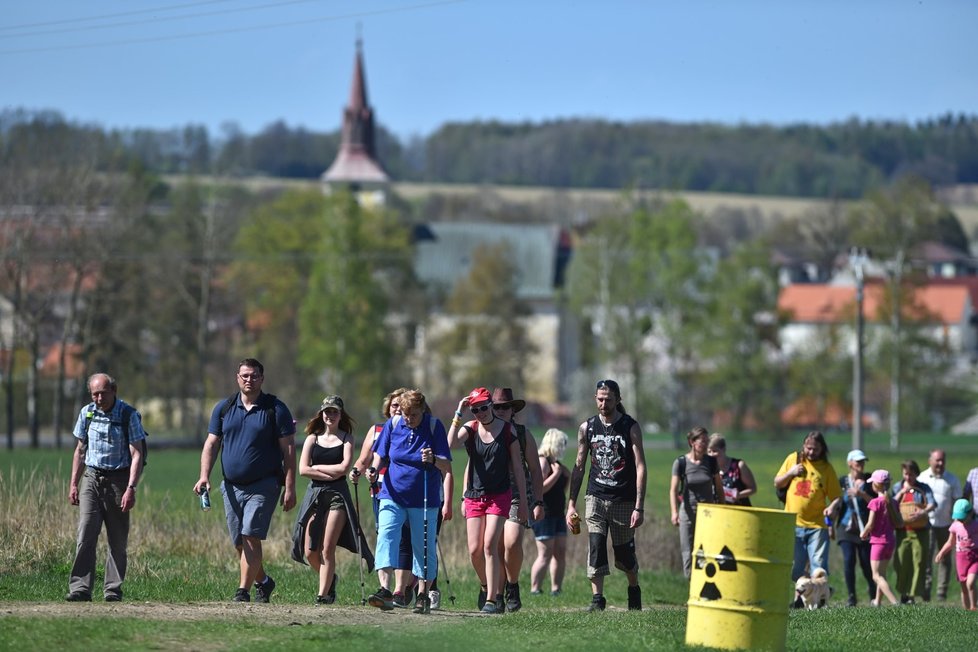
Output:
[{"xmin": 839, "ymin": 538, "xmax": 876, "ymax": 600}]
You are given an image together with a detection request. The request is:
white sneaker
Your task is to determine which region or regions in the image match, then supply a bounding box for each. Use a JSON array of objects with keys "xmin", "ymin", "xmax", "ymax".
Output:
[{"xmin": 429, "ymin": 589, "xmax": 441, "ymax": 610}]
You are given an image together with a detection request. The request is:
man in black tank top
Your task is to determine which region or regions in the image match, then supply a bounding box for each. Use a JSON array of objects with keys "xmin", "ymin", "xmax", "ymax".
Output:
[{"xmin": 566, "ymin": 379, "xmax": 647, "ymax": 612}]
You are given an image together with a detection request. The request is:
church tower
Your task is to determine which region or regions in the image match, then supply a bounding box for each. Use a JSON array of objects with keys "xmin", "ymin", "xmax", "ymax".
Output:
[{"xmin": 321, "ymin": 37, "xmax": 389, "ymax": 203}]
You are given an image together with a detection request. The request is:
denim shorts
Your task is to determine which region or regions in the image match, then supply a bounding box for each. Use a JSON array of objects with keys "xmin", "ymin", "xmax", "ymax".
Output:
[
  {"xmin": 531, "ymin": 515, "xmax": 567, "ymax": 541},
  {"xmin": 221, "ymin": 476, "xmax": 280, "ymax": 546}
]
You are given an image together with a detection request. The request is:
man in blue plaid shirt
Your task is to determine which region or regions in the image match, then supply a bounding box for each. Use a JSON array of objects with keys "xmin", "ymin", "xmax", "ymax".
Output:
[{"xmin": 66, "ymin": 373, "xmax": 146, "ymax": 602}]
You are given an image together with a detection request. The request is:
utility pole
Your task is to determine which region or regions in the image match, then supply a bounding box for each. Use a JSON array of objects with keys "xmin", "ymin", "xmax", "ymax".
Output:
[
  {"xmin": 889, "ymin": 250, "xmax": 904, "ymax": 452},
  {"xmin": 850, "ymin": 248, "xmax": 868, "ymax": 452}
]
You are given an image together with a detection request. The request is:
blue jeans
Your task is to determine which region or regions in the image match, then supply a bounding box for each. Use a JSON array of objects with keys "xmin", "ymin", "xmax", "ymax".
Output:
[
  {"xmin": 375, "ymin": 499, "xmax": 438, "ymax": 581},
  {"xmin": 792, "ymin": 526, "xmax": 829, "ymax": 581}
]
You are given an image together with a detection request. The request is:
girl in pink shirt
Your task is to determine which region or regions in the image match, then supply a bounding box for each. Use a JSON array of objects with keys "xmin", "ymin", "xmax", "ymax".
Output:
[
  {"xmin": 934, "ymin": 498, "xmax": 978, "ymax": 611},
  {"xmin": 860, "ymin": 469, "xmax": 903, "ymax": 606}
]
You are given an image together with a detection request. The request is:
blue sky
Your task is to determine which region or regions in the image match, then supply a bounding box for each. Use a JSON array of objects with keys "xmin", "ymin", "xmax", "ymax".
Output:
[{"xmin": 2, "ymin": 0, "xmax": 975, "ymax": 140}]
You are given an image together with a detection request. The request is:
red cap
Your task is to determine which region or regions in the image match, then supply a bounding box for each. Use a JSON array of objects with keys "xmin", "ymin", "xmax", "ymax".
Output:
[{"xmin": 468, "ymin": 387, "xmax": 492, "ymax": 406}]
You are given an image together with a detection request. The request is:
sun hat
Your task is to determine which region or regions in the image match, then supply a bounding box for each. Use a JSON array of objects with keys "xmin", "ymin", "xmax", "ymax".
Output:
[
  {"xmin": 846, "ymin": 449, "xmax": 868, "ymax": 463},
  {"xmin": 952, "ymin": 498, "xmax": 973, "ymax": 520},
  {"xmin": 467, "ymin": 387, "xmax": 492, "ymax": 406},
  {"xmin": 868, "ymin": 469, "xmax": 890, "ymax": 485},
  {"xmin": 490, "ymin": 387, "xmax": 526, "ymax": 413},
  {"xmin": 320, "ymin": 395, "xmax": 344, "ymax": 411}
]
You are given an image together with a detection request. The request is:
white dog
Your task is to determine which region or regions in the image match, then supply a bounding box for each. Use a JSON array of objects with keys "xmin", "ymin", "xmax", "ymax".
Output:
[{"xmin": 794, "ymin": 568, "xmax": 831, "ymax": 609}]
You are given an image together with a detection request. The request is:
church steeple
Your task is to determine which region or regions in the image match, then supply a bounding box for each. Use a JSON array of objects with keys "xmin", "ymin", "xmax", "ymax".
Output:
[{"xmin": 322, "ymin": 37, "xmax": 389, "ymax": 189}]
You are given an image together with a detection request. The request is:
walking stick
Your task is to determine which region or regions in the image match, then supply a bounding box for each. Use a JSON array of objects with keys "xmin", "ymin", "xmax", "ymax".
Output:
[
  {"xmin": 437, "ymin": 540, "xmax": 457, "ymax": 606},
  {"xmin": 353, "ymin": 472, "xmax": 367, "ymax": 606},
  {"xmin": 423, "ymin": 464, "xmax": 429, "ymax": 580}
]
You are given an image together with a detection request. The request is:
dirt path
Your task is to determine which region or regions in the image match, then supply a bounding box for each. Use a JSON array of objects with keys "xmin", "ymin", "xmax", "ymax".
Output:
[{"xmin": 0, "ymin": 601, "xmax": 489, "ymax": 626}]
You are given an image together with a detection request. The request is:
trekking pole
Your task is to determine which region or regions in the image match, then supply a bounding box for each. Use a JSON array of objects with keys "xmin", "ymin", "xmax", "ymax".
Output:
[
  {"xmin": 423, "ymin": 462, "xmax": 429, "ymax": 592},
  {"xmin": 437, "ymin": 541, "xmax": 457, "ymax": 606},
  {"xmin": 353, "ymin": 471, "xmax": 367, "ymax": 606}
]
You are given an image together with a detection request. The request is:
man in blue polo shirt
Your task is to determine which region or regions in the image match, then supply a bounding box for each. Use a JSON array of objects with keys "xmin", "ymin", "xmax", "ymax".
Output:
[
  {"xmin": 194, "ymin": 358, "xmax": 296, "ymax": 603},
  {"xmin": 66, "ymin": 372, "xmax": 146, "ymax": 602}
]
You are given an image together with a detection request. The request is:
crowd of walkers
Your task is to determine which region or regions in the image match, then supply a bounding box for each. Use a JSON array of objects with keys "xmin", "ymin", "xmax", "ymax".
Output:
[{"xmin": 64, "ymin": 360, "xmax": 977, "ymax": 614}]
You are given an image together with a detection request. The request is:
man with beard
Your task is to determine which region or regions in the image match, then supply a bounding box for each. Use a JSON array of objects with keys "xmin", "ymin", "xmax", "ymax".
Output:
[{"xmin": 565, "ymin": 379, "xmax": 647, "ymax": 612}]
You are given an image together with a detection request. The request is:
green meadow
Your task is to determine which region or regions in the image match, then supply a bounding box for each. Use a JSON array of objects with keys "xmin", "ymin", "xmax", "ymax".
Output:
[{"xmin": 1, "ymin": 432, "xmax": 976, "ymax": 651}]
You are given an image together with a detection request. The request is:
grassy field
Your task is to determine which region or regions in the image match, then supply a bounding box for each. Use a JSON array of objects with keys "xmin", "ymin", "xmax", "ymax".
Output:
[{"xmin": 1, "ymin": 436, "xmax": 977, "ymax": 651}]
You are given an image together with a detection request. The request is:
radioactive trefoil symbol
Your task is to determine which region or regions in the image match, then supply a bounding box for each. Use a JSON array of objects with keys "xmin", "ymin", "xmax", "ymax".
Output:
[{"xmin": 695, "ymin": 544, "xmax": 738, "ymax": 600}]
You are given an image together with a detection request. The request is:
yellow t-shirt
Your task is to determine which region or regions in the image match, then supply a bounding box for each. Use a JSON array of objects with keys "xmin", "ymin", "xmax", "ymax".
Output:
[{"xmin": 777, "ymin": 453, "xmax": 841, "ymax": 528}]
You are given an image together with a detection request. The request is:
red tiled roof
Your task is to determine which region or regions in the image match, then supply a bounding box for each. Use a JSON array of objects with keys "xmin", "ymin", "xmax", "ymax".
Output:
[{"xmin": 778, "ymin": 283, "xmax": 970, "ymax": 325}]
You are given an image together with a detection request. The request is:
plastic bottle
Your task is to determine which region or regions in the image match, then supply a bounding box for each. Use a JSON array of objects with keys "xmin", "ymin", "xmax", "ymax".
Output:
[{"xmin": 199, "ymin": 487, "xmax": 211, "ymax": 511}]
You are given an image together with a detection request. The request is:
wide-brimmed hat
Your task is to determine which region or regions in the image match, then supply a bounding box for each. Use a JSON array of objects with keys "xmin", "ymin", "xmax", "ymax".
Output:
[
  {"xmin": 467, "ymin": 387, "xmax": 492, "ymax": 406},
  {"xmin": 491, "ymin": 387, "xmax": 526, "ymax": 413},
  {"xmin": 952, "ymin": 498, "xmax": 973, "ymax": 520},
  {"xmin": 320, "ymin": 395, "xmax": 344, "ymax": 411}
]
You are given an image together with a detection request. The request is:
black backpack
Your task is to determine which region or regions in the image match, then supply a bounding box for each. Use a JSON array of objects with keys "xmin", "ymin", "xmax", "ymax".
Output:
[
  {"xmin": 84, "ymin": 403, "xmax": 148, "ymax": 468},
  {"xmin": 777, "ymin": 451, "xmax": 800, "ymax": 503}
]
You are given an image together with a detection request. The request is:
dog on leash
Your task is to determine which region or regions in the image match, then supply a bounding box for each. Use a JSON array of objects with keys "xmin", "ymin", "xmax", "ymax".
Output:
[{"xmin": 795, "ymin": 568, "xmax": 832, "ymax": 609}]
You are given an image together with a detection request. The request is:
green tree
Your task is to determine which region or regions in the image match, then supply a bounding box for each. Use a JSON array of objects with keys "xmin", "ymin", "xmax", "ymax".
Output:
[
  {"xmin": 565, "ymin": 198, "xmax": 706, "ymax": 437},
  {"xmin": 296, "ymin": 193, "xmax": 413, "ymax": 417},
  {"xmin": 430, "ymin": 243, "xmax": 536, "ymax": 397},
  {"xmin": 700, "ymin": 241, "xmax": 786, "ymax": 434},
  {"xmin": 233, "ymin": 189, "xmax": 413, "ymax": 417}
]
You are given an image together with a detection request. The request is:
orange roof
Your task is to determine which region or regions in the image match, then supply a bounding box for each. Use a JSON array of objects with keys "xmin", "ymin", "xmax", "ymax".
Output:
[
  {"xmin": 778, "ymin": 283, "xmax": 970, "ymax": 325},
  {"xmin": 40, "ymin": 343, "xmax": 86, "ymax": 378}
]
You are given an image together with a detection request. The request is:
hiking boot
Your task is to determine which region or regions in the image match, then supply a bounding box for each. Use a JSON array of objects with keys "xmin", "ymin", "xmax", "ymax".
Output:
[
  {"xmin": 368, "ymin": 587, "xmax": 395, "ymax": 611},
  {"xmin": 477, "ymin": 586, "xmax": 488, "ymax": 610},
  {"xmin": 65, "ymin": 593, "xmax": 92, "ymax": 602},
  {"xmin": 233, "ymin": 588, "xmax": 251, "ymax": 602},
  {"xmin": 429, "ymin": 589, "xmax": 441, "ymax": 610},
  {"xmin": 104, "ymin": 594, "xmax": 122, "ymax": 603},
  {"xmin": 505, "ymin": 582, "xmax": 522, "ymax": 613},
  {"xmin": 254, "ymin": 575, "xmax": 276, "ymax": 603},
  {"xmin": 325, "ymin": 573, "xmax": 337, "ymax": 603},
  {"xmin": 586, "ymin": 593, "xmax": 606, "ymax": 612},
  {"xmin": 480, "ymin": 601, "xmax": 499, "ymax": 614},
  {"xmin": 495, "ymin": 593, "xmax": 505, "ymax": 613},
  {"xmin": 393, "ymin": 591, "xmax": 411, "ymax": 608},
  {"xmin": 413, "ymin": 592, "xmax": 431, "ymax": 614},
  {"xmin": 627, "ymin": 585, "xmax": 642, "ymax": 611},
  {"xmin": 847, "ymin": 594, "xmax": 857, "ymax": 608}
]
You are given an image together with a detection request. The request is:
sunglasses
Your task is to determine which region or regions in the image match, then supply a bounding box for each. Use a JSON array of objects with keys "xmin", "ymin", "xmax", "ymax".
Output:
[
  {"xmin": 493, "ymin": 403, "xmax": 512, "ymax": 411},
  {"xmin": 471, "ymin": 404, "xmax": 491, "ymax": 413},
  {"xmin": 596, "ymin": 379, "xmax": 619, "ymax": 392}
]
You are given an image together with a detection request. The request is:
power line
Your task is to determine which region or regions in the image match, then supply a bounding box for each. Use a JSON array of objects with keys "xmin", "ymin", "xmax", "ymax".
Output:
[
  {"xmin": 0, "ymin": 0, "xmax": 464, "ymax": 55},
  {"xmin": 0, "ymin": 0, "xmax": 239, "ymax": 32},
  {"xmin": 1, "ymin": 0, "xmax": 327, "ymax": 39}
]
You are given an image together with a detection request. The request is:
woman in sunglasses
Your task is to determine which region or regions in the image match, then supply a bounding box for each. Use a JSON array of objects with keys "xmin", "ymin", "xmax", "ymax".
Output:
[{"xmin": 447, "ymin": 387, "xmax": 529, "ymax": 614}]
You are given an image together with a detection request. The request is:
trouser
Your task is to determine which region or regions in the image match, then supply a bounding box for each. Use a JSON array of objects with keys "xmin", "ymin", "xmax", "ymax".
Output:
[
  {"xmin": 838, "ymin": 538, "xmax": 877, "ymax": 601},
  {"xmin": 678, "ymin": 507, "xmax": 696, "ymax": 579},
  {"xmin": 894, "ymin": 528, "xmax": 930, "ymax": 598},
  {"xmin": 925, "ymin": 526, "xmax": 951, "ymax": 601},
  {"xmin": 584, "ymin": 495, "xmax": 638, "ymax": 578},
  {"xmin": 791, "ymin": 526, "xmax": 829, "ymax": 581},
  {"xmin": 68, "ymin": 468, "xmax": 131, "ymax": 599}
]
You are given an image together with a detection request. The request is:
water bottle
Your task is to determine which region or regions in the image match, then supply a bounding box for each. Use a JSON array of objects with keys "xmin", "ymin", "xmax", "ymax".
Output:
[{"xmin": 199, "ymin": 487, "xmax": 211, "ymax": 511}]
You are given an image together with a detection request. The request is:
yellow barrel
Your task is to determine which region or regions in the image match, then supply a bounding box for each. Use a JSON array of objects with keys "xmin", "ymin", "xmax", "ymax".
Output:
[{"xmin": 685, "ymin": 504, "xmax": 795, "ymax": 651}]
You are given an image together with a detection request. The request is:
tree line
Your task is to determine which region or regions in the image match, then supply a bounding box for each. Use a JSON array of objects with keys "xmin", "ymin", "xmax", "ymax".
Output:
[
  {"xmin": 1, "ymin": 108, "xmax": 976, "ymax": 448},
  {"xmin": 3, "ymin": 108, "xmax": 977, "ymax": 197}
]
